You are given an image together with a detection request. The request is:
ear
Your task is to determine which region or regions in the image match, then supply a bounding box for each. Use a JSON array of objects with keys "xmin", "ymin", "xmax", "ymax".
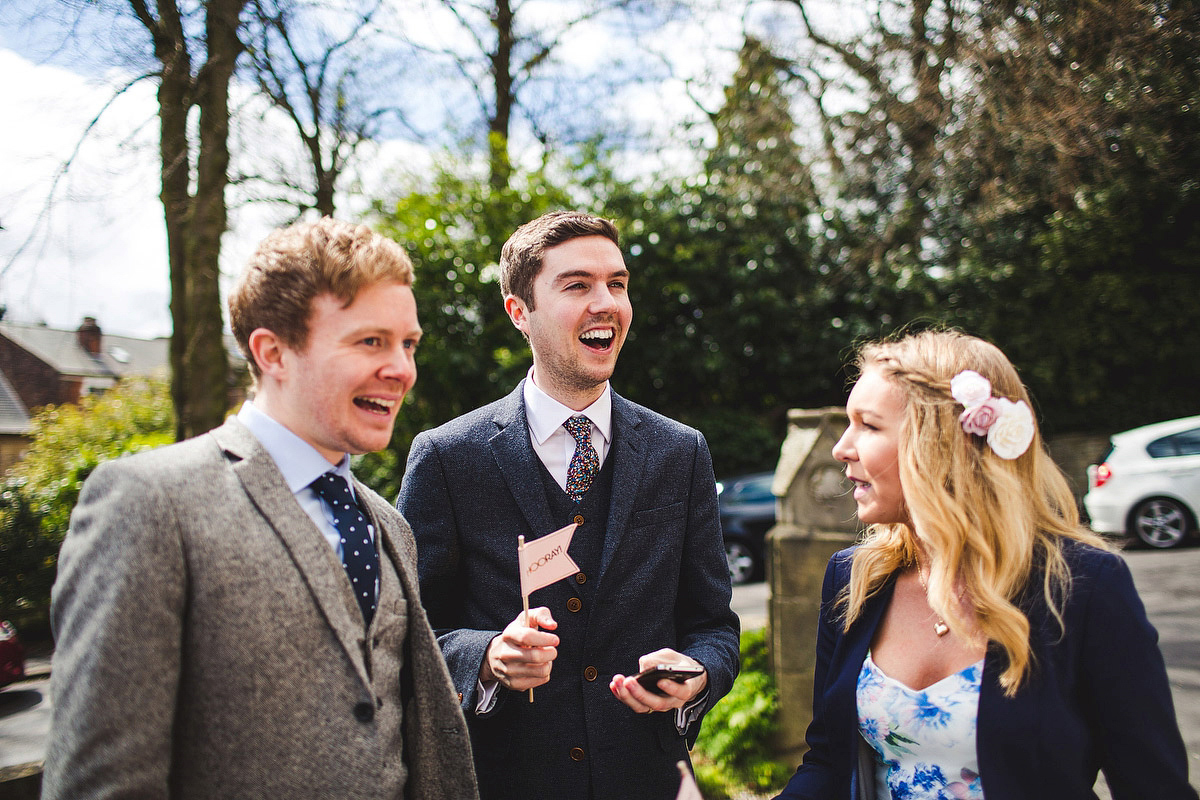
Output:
[
  {"xmin": 247, "ymin": 328, "xmax": 289, "ymax": 380},
  {"xmin": 504, "ymin": 294, "xmax": 530, "ymax": 336}
]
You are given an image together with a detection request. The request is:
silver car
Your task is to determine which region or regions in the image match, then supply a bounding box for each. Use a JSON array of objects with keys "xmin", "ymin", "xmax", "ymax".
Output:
[{"xmin": 1084, "ymin": 415, "xmax": 1200, "ymax": 548}]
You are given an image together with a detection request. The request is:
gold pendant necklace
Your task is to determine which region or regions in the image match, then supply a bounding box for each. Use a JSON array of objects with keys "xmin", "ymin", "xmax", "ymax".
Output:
[{"xmin": 915, "ymin": 556, "xmax": 951, "ymax": 637}]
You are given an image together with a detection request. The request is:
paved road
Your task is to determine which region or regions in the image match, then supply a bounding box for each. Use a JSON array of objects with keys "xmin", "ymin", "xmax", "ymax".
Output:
[
  {"xmin": 3, "ymin": 546, "xmax": 1199, "ymax": 792},
  {"xmin": 1124, "ymin": 545, "xmax": 1200, "ymax": 794}
]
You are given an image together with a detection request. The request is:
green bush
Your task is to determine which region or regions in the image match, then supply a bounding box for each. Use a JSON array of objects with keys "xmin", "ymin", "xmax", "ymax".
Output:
[
  {"xmin": 0, "ymin": 378, "xmax": 174, "ymax": 626},
  {"xmin": 693, "ymin": 628, "xmax": 793, "ymax": 798}
]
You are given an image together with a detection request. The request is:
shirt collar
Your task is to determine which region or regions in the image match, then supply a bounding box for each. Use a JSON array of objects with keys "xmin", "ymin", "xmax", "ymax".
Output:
[
  {"xmin": 237, "ymin": 400, "xmax": 352, "ymax": 493},
  {"xmin": 522, "ymin": 367, "xmax": 612, "ymax": 447}
]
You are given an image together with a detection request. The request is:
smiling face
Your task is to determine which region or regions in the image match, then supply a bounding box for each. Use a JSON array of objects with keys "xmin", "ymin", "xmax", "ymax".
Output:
[
  {"xmin": 505, "ymin": 235, "xmax": 632, "ymax": 410},
  {"xmin": 832, "ymin": 366, "xmax": 909, "ymax": 526},
  {"xmin": 255, "ymin": 281, "xmax": 422, "ymax": 464}
]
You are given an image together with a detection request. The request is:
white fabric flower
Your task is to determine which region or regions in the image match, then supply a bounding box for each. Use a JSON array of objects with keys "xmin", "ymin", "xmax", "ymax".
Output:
[
  {"xmin": 986, "ymin": 398, "xmax": 1035, "ymax": 459},
  {"xmin": 951, "ymin": 370, "xmax": 992, "ymax": 409}
]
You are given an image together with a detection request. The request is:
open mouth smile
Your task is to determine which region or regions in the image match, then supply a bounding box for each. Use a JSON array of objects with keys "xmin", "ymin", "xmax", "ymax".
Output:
[
  {"xmin": 579, "ymin": 328, "xmax": 616, "ymax": 352},
  {"xmin": 354, "ymin": 396, "xmax": 397, "ymax": 415}
]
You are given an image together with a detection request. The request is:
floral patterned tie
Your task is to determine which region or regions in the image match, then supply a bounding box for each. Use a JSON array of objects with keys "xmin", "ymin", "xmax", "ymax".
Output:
[{"xmin": 563, "ymin": 416, "xmax": 599, "ymax": 502}]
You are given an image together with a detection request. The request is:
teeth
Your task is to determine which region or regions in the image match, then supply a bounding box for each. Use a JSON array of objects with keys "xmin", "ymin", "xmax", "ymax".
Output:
[
  {"xmin": 357, "ymin": 397, "xmax": 396, "ymax": 412},
  {"xmin": 580, "ymin": 330, "xmax": 613, "ymax": 340}
]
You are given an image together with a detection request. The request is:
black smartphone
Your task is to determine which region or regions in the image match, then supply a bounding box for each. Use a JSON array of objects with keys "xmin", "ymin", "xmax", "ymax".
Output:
[{"xmin": 634, "ymin": 664, "xmax": 705, "ymax": 695}]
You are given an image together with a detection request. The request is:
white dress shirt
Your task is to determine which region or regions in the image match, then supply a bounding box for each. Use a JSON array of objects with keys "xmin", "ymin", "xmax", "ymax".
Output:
[{"xmin": 522, "ymin": 367, "xmax": 613, "ymax": 487}]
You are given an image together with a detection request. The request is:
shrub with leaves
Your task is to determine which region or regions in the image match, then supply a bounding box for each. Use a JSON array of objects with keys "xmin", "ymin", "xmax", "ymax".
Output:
[
  {"xmin": 693, "ymin": 628, "xmax": 792, "ymax": 798},
  {"xmin": 0, "ymin": 378, "xmax": 174, "ymax": 624}
]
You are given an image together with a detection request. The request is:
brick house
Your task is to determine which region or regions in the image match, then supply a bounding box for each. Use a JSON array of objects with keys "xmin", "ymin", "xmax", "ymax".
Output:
[
  {"xmin": 0, "ymin": 318, "xmax": 247, "ymax": 471},
  {"xmin": 0, "ymin": 368, "xmax": 32, "ymax": 473},
  {"xmin": 0, "ymin": 317, "xmax": 172, "ymax": 410}
]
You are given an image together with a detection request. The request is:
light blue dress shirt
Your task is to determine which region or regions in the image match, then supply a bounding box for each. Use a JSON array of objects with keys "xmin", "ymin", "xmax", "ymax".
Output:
[{"xmin": 236, "ymin": 401, "xmax": 375, "ymax": 564}]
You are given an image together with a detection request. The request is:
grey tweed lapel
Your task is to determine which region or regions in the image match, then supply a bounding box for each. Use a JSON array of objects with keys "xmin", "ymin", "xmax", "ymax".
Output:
[{"xmin": 211, "ymin": 419, "xmax": 370, "ymax": 688}]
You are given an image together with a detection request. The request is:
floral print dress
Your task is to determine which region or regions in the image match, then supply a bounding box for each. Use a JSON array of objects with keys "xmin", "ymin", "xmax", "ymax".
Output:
[{"xmin": 857, "ymin": 652, "xmax": 986, "ymax": 799}]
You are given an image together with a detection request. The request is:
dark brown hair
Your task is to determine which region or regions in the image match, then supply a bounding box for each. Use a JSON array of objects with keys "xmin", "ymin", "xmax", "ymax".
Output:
[{"xmin": 499, "ymin": 211, "xmax": 619, "ymax": 309}]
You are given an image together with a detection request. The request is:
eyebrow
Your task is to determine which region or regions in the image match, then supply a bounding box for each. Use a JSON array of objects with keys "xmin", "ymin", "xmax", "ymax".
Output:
[
  {"xmin": 550, "ymin": 268, "xmax": 629, "ymax": 284},
  {"xmin": 346, "ymin": 325, "xmax": 423, "ymax": 340}
]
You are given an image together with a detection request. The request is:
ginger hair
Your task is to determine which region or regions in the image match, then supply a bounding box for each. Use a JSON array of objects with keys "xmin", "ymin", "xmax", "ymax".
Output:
[{"xmin": 229, "ymin": 217, "xmax": 413, "ymax": 380}]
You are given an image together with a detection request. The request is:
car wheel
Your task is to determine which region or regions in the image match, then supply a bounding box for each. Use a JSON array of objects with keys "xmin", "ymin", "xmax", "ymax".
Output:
[
  {"xmin": 1131, "ymin": 498, "xmax": 1192, "ymax": 549},
  {"xmin": 725, "ymin": 540, "xmax": 758, "ymax": 585}
]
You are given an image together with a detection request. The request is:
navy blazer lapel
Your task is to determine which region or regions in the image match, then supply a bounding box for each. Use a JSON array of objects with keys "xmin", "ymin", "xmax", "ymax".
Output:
[
  {"xmin": 600, "ymin": 391, "xmax": 647, "ymax": 577},
  {"xmin": 489, "ymin": 381, "xmax": 556, "ymax": 539},
  {"xmin": 210, "ymin": 419, "xmax": 370, "ymax": 687}
]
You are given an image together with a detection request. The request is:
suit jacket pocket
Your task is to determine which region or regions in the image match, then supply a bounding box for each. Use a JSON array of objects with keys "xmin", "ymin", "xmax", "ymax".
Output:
[{"xmin": 630, "ymin": 501, "xmax": 686, "ymax": 529}]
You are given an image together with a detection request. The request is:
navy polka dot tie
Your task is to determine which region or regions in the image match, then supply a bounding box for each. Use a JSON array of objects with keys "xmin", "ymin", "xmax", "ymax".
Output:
[
  {"xmin": 563, "ymin": 416, "xmax": 599, "ymax": 503},
  {"xmin": 311, "ymin": 472, "xmax": 378, "ymax": 625}
]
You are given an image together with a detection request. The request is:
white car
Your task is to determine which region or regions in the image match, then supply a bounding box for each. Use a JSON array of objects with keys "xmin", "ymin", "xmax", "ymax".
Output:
[{"xmin": 1084, "ymin": 415, "xmax": 1200, "ymax": 548}]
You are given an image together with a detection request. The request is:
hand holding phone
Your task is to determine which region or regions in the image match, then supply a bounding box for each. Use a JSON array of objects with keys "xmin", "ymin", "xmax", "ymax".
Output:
[{"xmin": 634, "ymin": 664, "xmax": 705, "ymax": 696}]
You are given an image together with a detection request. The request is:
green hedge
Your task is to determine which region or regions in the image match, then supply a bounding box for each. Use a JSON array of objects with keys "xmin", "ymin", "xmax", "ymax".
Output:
[
  {"xmin": 692, "ymin": 628, "xmax": 792, "ymax": 798},
  {"xmin": 0, "ymin": 378, "xmax": 174, "ymax": 631}
]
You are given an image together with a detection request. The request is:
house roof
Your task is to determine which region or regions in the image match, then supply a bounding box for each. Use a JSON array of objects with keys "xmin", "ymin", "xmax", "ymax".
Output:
[
  {"xmin": 0, "ymin": 368, "xmax": 32, "ymax": 435},
  {"xmin": 0, "ymin": 320, "xmax": 169, "ymax": 380}
]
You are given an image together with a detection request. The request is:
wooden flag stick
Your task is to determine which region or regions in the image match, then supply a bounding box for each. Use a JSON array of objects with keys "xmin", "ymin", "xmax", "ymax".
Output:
[{"xmin": 518, "ymin": 535, "xmax": 534, "ymax": 703}]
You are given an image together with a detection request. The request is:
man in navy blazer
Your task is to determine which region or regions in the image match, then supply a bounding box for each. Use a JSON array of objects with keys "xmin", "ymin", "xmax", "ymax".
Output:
[{"xmin": 397, "ymin": 211, "xmax": 740, "ymax": 799}]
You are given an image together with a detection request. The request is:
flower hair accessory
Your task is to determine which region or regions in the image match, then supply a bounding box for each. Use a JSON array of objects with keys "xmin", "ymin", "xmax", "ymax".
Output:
[{"xmin": 950, "ymin": 370, "xmax": 1035, "ymax": 459}]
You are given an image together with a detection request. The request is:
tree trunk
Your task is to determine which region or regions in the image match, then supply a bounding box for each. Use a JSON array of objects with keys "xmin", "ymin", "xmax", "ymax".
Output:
[
  {"xmin": 140, "ymin": 0, "xmax": 247, "ymax": 441},
  {"xmin": 488, "ymin": 0, "xmax": 514, "ymax": 190}
]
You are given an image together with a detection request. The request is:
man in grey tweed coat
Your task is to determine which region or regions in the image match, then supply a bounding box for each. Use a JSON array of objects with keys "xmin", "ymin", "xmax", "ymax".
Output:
[{"xmin": 43, "ymin": 218, "xmax": 478, "ymax": 800}]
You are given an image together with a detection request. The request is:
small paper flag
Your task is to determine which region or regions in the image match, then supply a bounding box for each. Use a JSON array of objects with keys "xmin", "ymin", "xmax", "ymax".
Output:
[{"xmin": 518, "ymin": 522, "xmax": 579, "ymax": 598}]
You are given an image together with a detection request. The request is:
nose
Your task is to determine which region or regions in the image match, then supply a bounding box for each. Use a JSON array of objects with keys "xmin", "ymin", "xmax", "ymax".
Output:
[
  {"xmin": 832, "ymin": 427, "xmax": 854, "ymax": 463},
  {"xmin": 589, "ymin": 284, "xmax": 619, "ymax": 314},
  {"xmin": 381, "ymin": 345, "xmax": 418, "ymax": 392}
]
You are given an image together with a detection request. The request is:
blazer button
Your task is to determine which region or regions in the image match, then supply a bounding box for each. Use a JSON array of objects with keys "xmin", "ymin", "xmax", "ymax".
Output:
[
  {"xmin": 353, "ymin": 701, "xmax": 375, "ymax": 723},
  {"xmin": 573, "ymin": 514, "xmax": 585, "ymax": 526},
  {"xmin": 570, "ymin": 747, "xmax": 585, "ymax": 761},
  {"xmin": 566, "ymin": 597, "xmax": 582, "ymax": 613},
  {"xmin": 575, "ymin": 572, "xmax": 587, "ymax": 584},
  {"xmin": 584, "ymin": 666, "xmax": 598, "ymax": 682}
]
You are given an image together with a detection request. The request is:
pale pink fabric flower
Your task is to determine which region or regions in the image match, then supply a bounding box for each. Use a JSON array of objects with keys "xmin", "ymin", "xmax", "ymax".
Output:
[{"xmin": 959, "ymin": 398, "xmax": 1001, "ymax": 436}]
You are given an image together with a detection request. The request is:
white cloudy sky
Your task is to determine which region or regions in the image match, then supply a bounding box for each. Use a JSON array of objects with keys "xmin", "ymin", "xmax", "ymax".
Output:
[{"xmin": 0, "ymin": 1, "xmax": 832, "ymax": 340}]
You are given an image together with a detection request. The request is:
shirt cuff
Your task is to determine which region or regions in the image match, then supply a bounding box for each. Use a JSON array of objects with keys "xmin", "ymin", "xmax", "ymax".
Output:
[
  {"xmin": 475, "ymin": 678, "xmax": 500, "ymax": 714},
  {"xmin": 674, "ymin": 688, "xmax": 708, "ymax": 734}
]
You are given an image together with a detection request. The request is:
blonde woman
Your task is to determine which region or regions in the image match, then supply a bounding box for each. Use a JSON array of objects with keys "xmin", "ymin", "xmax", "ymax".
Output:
[{"xmin": 775, "ymin": 330, "xmax": 1196, "ymax": 800}]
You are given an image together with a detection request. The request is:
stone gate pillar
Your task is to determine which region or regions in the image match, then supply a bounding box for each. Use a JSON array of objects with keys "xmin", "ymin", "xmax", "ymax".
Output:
[{"xmin": 766, "ymin": 407, "xmax": 859, "ymax": 764}]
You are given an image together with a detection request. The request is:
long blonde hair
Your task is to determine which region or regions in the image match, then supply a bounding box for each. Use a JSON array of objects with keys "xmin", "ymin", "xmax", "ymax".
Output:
[{"xmin": 841, "ymin": 329, "xmax": 1108, "ymax": 695}]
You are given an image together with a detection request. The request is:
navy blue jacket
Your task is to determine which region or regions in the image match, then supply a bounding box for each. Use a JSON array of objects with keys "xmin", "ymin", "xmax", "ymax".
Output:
[
  {"xmin": 398, "ymin": 382, "xmax": 740, "ymax": 800},
  {"xmin": 776, "ymin": 542, "xmax": 1197, "ymax": 800}
]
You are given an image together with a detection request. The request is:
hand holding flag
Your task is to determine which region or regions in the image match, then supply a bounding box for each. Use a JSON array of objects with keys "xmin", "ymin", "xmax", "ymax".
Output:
[{"xmin": 516, "ymin": 523, "xmax": 580, "ymax": 701}]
